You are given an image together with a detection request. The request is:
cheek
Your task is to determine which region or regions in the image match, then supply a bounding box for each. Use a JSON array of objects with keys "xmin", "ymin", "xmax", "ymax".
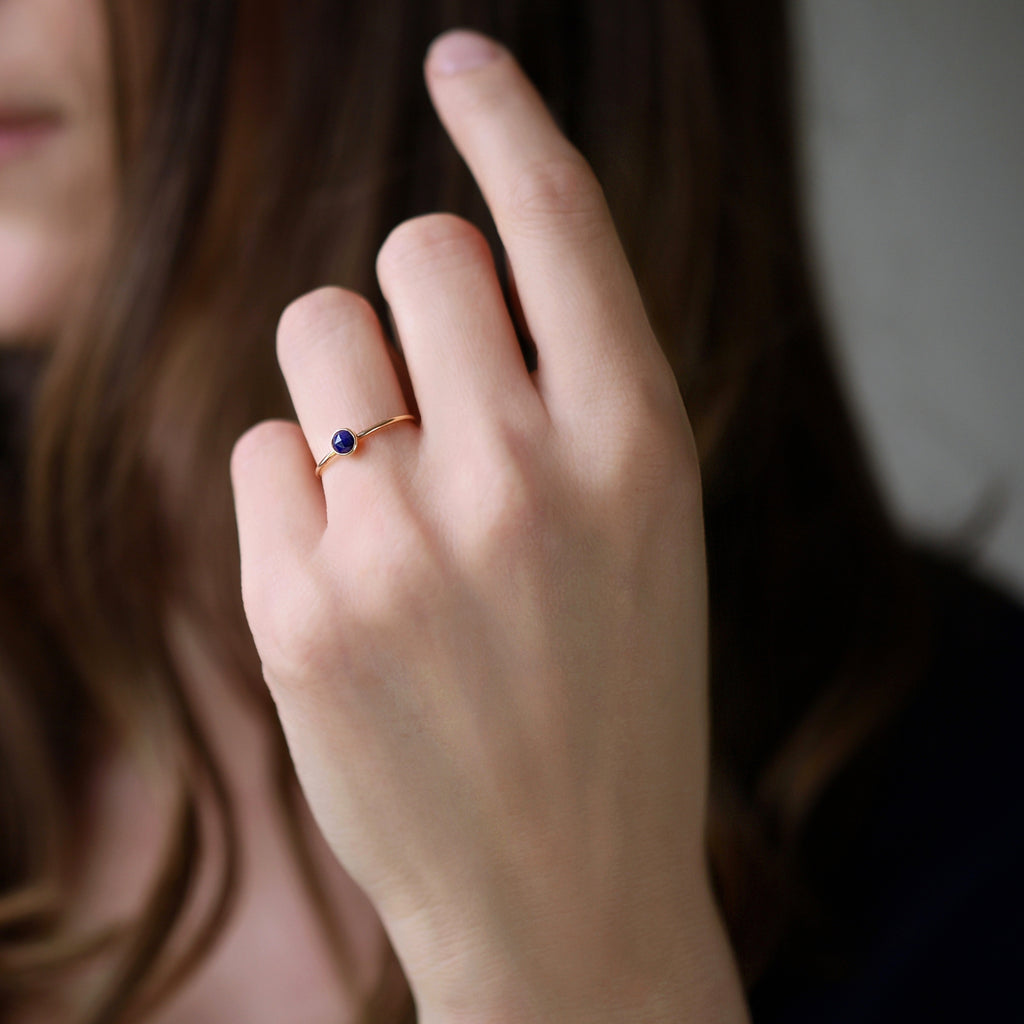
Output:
[{"xmin": 0, "ymin": 0, "xmax": 118, "ymax": 342}]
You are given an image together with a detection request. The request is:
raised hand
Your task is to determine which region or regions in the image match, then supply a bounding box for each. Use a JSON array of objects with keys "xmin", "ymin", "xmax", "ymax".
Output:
[{"xmin": 231, "ymin": 29, "xmax": 747, "ymax": 1024}]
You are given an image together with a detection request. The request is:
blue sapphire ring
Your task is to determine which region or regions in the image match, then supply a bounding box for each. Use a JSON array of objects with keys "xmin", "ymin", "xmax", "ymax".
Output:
[{"xmin": 315, "ymin": 414, "xmax": 416, "ymax": 477}]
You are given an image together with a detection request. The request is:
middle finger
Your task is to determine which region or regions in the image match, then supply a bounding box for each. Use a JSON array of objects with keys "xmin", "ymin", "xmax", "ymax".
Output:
[
  {"xmin": 423, "ymin": 32, "xmax": 666, "ymax": 420},
  {"xmin": 376, "ymin": 212, "xmax": 543, "ymax": 436}
]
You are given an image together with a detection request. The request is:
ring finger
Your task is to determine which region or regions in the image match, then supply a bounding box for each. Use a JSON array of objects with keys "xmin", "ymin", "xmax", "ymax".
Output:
[{"xmin": 276, "ymin": 286, "xmax": 416, "ymax": 501}]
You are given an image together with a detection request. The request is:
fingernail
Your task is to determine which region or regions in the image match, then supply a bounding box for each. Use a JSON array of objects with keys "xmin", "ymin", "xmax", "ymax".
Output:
[{"xmin": 429, "ymin": 30, "xmax": 500, "ymax": 76}]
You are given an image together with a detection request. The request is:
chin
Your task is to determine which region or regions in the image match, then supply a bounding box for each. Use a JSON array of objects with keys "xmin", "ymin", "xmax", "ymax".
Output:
[{"xmin": 0, "ymin": 229, "xmax": 88, "ymax": 344}]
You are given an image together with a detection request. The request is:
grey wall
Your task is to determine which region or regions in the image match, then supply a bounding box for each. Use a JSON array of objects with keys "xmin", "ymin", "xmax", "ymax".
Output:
[{"xmin": 792, "ymin": 0, "xmax": 1024, "ymax": 597}]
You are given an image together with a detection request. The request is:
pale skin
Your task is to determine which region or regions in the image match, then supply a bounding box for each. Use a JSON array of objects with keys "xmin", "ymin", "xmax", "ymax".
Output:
[{"xmin": 231, "ymin": 29, "xmax": 749, "ymax": 1024}]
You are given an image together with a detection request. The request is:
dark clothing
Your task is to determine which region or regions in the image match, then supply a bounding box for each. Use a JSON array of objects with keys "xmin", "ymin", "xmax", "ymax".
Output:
[{"xmin": 749, "ymin": 557, "xmax": 1024, "ymax": 1021}]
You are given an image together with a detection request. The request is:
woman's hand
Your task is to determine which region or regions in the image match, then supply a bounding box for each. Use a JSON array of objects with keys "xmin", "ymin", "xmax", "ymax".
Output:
[{"xmin": 231, "ymin": 29, "xmax": 747, "ymax": 1024}]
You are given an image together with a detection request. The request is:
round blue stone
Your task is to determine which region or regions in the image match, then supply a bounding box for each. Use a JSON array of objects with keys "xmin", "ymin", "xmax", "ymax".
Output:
[{"xmin": 331, "ymin": 428, "xmax": 356, "ymax": 455}]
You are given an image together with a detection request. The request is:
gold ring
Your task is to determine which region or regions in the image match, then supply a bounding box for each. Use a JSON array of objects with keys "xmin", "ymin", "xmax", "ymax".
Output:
[{"xmin": 315, "ymin": 414, "xmax": 416, "ymax": 477}]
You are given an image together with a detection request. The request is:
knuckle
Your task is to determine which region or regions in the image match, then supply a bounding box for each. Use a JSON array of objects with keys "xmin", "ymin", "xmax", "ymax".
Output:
[
  {"xmin": 355, "ymin": 531, "xmax": 439, "ymax": 625},
  {"xmin": 340, "ymin": 500, "xmax": 440, "ymax": 620},
  {"xmin": 461, "ymin": 447, "xmax": 546, "ymax": 564},
  {"xmin": 231, "ymin": 419, "xmax": 306, "ymax": 491},
  {"xmin": 247, "ymin": 568, "xmax": 333, "ymax": 682},
  {"xmin": 276, "ymin": 286, "xmax": 377, "ymax": 371},
  {"xmin": 504, "ymin": 153, "xmax": 608, "ymax": 234},
  {"xmin": 606, "ymin": 394, "xmax": 702, "ymax": 515},
  {"xmin": 376, "ymin": 213, "xmax": 490, "ymax": 286},
  {"xmin": 230, "ymin": 420, "xmax": 275, "ymax": 478}
]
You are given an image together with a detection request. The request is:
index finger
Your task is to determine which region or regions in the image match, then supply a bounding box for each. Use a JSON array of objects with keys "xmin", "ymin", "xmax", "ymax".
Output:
[{"xmin": 424, "ymin": 30, "xmax": 666, "ymax": 418}]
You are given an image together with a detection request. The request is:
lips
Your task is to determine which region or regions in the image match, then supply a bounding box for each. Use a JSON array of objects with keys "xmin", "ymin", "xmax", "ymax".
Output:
[{"xmin": 0, "ymin": 107, "xmax": 64, "ymax": 163}]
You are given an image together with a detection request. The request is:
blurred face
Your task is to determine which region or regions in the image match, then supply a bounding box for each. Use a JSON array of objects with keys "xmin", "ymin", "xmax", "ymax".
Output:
[{"xmin": 0, "ymin": 0, "xmax": 117, "ymax": 342}]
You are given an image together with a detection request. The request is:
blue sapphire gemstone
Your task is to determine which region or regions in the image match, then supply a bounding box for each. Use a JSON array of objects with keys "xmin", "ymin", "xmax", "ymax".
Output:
[{"xmin": 331, "ymin": 428, "xmax": 357, "ymax": 455}]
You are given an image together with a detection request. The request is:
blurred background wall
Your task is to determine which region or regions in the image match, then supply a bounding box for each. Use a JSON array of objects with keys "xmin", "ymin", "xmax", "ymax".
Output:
[{"xmin": 792, "ymin": 0, "xmax": 1024, "ymax": 598}]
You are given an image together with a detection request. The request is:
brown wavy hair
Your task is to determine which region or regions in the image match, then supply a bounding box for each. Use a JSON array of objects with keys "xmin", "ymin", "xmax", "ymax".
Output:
[{"xmin": 0, "ymin": 0, "xmax": 931, "ymax": 1020}]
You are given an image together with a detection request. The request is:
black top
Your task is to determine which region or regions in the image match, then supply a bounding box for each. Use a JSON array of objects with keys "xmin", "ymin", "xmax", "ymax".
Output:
[{"xmin": 749, "ymin": 557, "xmax": 1024, "ymax": 1021}]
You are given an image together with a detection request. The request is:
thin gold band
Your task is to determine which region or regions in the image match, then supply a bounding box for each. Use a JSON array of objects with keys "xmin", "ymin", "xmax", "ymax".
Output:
[{"xmin": 315, "ymin": 414, "xmax": 416, "ymax": 477}]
